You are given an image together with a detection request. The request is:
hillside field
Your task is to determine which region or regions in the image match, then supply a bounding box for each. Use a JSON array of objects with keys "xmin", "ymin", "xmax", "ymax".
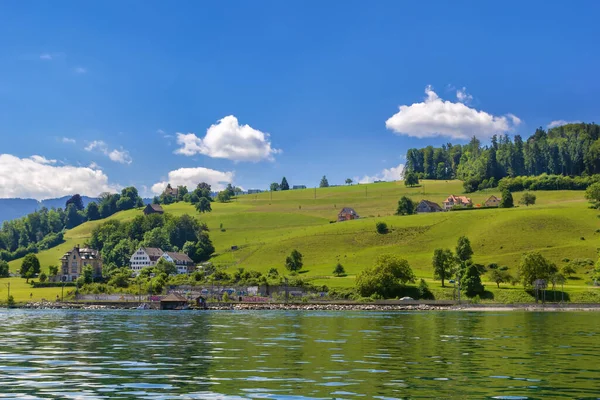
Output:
[{"xmin": 4, "ymin": 180, "xmax": 600, "ymax": 302}]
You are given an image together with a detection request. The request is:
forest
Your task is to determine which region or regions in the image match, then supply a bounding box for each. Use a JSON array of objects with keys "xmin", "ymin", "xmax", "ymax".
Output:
[
  {"xmin": 404, "ymin": 123, "xmax": 600, "ymax": 192},
  {"xmin": 0, "ymin": 187, "xmax": 144, "ymax": 262}
]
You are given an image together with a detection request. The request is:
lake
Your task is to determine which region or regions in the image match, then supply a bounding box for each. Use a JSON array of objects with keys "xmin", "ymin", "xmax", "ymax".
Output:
[{"xmin": 0, "ymin": 310, "xmax": 598, "ymax": 399}]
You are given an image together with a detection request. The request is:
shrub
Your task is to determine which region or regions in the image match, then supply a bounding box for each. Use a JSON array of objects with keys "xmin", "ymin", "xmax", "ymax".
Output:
[
  {"xmin": 375, "ymin": 222, "xmax": 388, "ymax": 234},
  {"xmin": 333, "ymin": 263, "xmax": 346, "ymax": 277},
  {"xmin": 355, "ymin": 254, "xmax": 415, "ymax": 298}
]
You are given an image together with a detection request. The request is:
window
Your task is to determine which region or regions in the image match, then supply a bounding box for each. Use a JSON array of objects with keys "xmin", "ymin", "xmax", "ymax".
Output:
[{"xmin": 71, "ymin": 261, "xmax": 78, "ymax": 273}]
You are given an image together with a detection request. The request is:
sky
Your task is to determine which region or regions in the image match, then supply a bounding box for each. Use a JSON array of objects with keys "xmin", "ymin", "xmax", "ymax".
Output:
[{"xmin": 0, "ymin": 1, "xmax": 599, "ymax": 200}]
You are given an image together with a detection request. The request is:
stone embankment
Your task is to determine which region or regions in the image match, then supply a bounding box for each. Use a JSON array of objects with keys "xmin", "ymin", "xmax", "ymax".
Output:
[{"xmin": 229, "ymin": 303, "xmax": 447, "ymax": 311}]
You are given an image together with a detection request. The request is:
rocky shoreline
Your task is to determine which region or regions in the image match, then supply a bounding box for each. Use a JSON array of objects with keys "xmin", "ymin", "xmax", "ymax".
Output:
[{"xmin": 11, "ymin": 301, "xmax": 600, "ymax": 311}]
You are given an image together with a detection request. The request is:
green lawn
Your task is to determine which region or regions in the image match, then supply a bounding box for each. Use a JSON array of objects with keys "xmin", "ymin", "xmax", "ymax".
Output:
[{"xmin": 4, "ymin": 180, "xmax": 600, "ymax": 302}]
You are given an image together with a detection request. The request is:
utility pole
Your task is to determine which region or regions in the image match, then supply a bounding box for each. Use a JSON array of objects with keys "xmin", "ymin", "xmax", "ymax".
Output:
[{"xmin": 314, "ymin": 187, "xmax": 316, "ymax": 200}]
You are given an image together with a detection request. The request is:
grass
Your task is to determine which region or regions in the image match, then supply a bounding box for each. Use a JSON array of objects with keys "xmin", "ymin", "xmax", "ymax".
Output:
[{"xmin": 4, "ymin": 180, "xmax": 600, "ymax": 302}]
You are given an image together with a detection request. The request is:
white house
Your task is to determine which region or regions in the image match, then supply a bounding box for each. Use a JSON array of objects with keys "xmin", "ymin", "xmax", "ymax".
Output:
[
  {"xmin": 162, "ymin": 251, "xmax": 195, "ymax": 274},
  {"xmin": 129, "ymin": 247, "xmax": 164, "ymax": 274},
  {"xmin": 129, "ymin": 247, "xmax": 195, "ymax": 275}
]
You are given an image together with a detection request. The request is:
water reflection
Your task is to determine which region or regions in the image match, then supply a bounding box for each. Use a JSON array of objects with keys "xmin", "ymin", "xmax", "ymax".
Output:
[{"xmin": 0, "ymin": 309, "xmax": 598, "ymax": 398}]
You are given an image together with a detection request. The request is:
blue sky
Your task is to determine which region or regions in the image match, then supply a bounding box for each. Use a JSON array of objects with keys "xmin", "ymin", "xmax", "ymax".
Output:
[{"xmin": 1, "ymin": 1, "xmax": 599, "ymax": 199}]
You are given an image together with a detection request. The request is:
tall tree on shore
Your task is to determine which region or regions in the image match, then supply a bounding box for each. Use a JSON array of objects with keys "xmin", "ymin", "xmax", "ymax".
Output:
[
  {"xmin": 319, "ymin": 176, "xmax": 330, "ymax": 188},
  {"xmin": 280, "ymin": 177, "xmax": 290, "ymax": 191}
]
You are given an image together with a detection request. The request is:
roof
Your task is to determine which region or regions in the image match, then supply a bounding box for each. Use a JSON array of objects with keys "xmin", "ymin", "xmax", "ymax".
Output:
[
  {"xmin": 339, "ymin": 207, "xmax": 359, "ymax": 216},
  {"xmin": 164, "ymin": 251, "xmax": 194, "ymax": 264},
  {"xmin": 161, "ymin": 293, "xmax": 188, "ymax": 302},
  {"xmin": 146, "ymin": 204, "xmax": 164, "ymax": 212},
  {"xmin": 61, "ymin": 246, "xmax": 100, "ymax": 261},
  {"xmin": 486, "ymin": 195, "xmax": 501, "ymax": 201},
  {"xmin": 444, "ymin": 195, "xmax": 472, "ymax": 204},
  {"xmin": 141, "ymin": 247, "xmax": 164, "ymax": 260},
  {"xmin": 419, "ymin": 200, "xmax": 443, "ymax": 210}
]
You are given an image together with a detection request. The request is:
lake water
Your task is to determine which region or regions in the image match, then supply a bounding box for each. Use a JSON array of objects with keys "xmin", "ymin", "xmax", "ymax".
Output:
[{"xmin": 0, "ymin": 310, "xmax": 598, "ymax": 399}]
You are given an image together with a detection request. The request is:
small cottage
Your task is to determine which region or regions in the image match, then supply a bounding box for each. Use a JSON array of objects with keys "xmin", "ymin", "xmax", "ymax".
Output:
[
  {"xmin": 144, "ymin": 204, "xmax": 164, "ymax": 215},
  {"xmin": 337, "ymin": 207, "xmax": 360, "ymax": 222},
  {"xmin": 443, "ymin": 195, "xmax": 472, "ymax": 210},
  {"xmin": 416, "ymin": 200, "xmax": 443, "ymax": 213},
  {"xmin": 160, "ymin": 293, "xmax": 189, "ymax": 310},
  {"xmin": 484, "ymin": 195, "xmax": 502, "ymax": 207}
]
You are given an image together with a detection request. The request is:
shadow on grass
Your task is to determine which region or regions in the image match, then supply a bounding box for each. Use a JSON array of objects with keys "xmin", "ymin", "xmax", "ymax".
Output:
[
  {"xmin": 525, "ymin": 289, "xmax": 571, "ymax": 302},
  {"xmin": 298, "ymin": 270, "xmax": 310, "ymax": 275}
]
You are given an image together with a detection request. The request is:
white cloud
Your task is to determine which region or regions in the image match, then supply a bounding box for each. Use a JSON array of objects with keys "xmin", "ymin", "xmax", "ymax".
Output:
[
  {"xmin": 85, "ymin": 140, "xmax": 132, "ymax": 164},
  {"xmin": 456, "ymin": 87, "xmax": 473, "ymax": 104},
  {"xmin": 29, "ymin": 155, "xmax": 57, "ymax": 165},
  {"xmin": 151, "ymin": 167, "xmax": 235, "ymax": 194},
  {"xmin": 175, "ymin": 115, "xmax": 281, "ymax": 162},
  {"xmin": 74, "ymin": 67, "xmax": 87, "ymax": 74},
  {"xmin": 61, "ymin": 137, "xmax": 76, "ymax": 144},
  {"xmin": 0, "ymin": 154, "xmax": 118, "ymax": 200},
  {"xmin": 40, "ymin": 53, "xmax": 53, "ymax": 61},
  {"xmin": 385, "ymin": 86, "xmax": 521, "ymax": 140},
  {"xmin": 547, "ymin": 120, "xmax": 581, "ymax": 128},
  {"xmin": 108, "ymin": 149, "xmax": 132, "ymax": 165},
  {"xmin": 355, "ymin": 163, "xmax": 405, "ymax": 184}
]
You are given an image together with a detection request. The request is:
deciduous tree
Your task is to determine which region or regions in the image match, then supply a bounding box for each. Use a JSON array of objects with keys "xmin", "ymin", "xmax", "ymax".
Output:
[{"xmin": 432, "ymin": 248, "xmax": 455, "ymax": 287}]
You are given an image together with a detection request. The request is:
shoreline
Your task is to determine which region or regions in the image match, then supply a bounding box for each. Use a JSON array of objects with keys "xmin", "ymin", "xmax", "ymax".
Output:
[{"xmin": 9, "ymin": 301, "xmax": 600, "ymax": 312}]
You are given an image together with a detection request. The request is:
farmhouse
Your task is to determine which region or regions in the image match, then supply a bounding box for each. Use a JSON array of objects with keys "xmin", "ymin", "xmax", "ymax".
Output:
[
  {"xmin": 144, "ymin": 204, "xmax": 164, "ymax": 215},
  {"xmin": 338, "ymin": 207, "xmax": 360, "ymax": 222},
  {"xmin": 130, "ymin": 247, "xmax": 195, "ymax": 275},
  {"xmin": 163, "ymin": 184, "xmax": 179, "ymax": 198},
  {"xmin": 416, "ymin": 200, "xmax": 443, "ymax": 213},
  {"xmin": 292, "ymin": 185, "xmax": 307, "ymax": 190},
  {"xmin": 247, "ymin": 189, "xmax": 263, "ymax": 194},
  {"xmin": 162, "ymin": 251, "xmax": 195, "ymax": 274},
  {"xmin": 484, "ymin": 195, "xmax": 502, "ymax": 207},
  {"xmin": 60, "ymin": 245, "xmax": 102, "ymax": 282},
  {"xmin": 443, "ymin": 195, "xmax": 472, "ymax": 210}
]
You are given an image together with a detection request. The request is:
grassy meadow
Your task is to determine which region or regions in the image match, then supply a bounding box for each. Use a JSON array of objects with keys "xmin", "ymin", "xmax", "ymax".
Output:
[{"xmin": 4, "ymin": 180, "xmax": 600, "ymax": 302}]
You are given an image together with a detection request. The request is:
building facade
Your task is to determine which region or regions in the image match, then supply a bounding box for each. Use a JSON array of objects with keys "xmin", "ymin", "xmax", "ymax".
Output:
[
  {"xmin": 484, "ymin": 195, "xmax": 502, "ymax": 207},
  {"xmin": 416, "ymin": 200, "xmax": 443, "ymax": 213},
  {"xmin": 129, "ymin": 247, "xmax": 164, "ymax": 273},
  {"xmin": 162, "ymin": 252, "xmax": 196, "ymax": 274},
  {"xmin": 443, "ymin": 195, "xmax": 473, "ymax": 210},
  {"xmin": 60, "ymin": 245, "xmax": 102, "ymax": 282},
  {"xmin": 337, "ymin": 207, "xmax": 360, "ymax": 222}
]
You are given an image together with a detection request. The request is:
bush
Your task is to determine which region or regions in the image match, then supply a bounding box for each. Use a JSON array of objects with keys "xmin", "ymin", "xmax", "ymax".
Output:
[
  {"xmin": 7, "ymin": 295, "xmax": 15, "ymax": 307},
  {"xmin": 375, "ymin": 222, "xmax": 388, "ymax": 234},
  {"xmin": 356, "ymin": 254, "xmax": 415, "ymax": 298},
  {"xmin": 418, "ymin": 279, "xmax": 434, "ymax": 300},
  {"xmin": 39, "ymin": 272, "xmax": 47, "ymax": 283},
  {"xmin": 333, "ymin": 263, "xmax": 346, "ymax": 277}
]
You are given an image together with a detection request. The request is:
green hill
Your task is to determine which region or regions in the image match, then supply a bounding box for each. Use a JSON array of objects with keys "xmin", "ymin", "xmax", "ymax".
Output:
[{"xmin": 5, "ymin": 180, "xmax": 600, "ymax": 302}]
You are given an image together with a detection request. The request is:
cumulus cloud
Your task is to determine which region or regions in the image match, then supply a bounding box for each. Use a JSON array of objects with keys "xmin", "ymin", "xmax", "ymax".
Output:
[
  {"xmin": 151, "ymin": 167, "xmax": 235, "ymax": 194},
  {"xmin": 175, "ymin": 115, "xmax": 281, "ymax": 162},
  {"xmin": 547, "ymin": 120, "xmax": 581, "ymax": 128},
  {"xmin": 456, "ymin": 87, "xmax": 473, "ymax": 103},
  {"xmin": 385, "ymin": 86, "xmax": 521, "ymax": 140},
  {"xmin": 85, "ymin": 140, "xmax": 132, "ymax": 164},
  {"xmin": 61, "ymin": 137, "xmax": 76, "ymax": 144},
  {"xmin": 355, "ymin": 163, "xmax": 405, "ymax": 184},
  {"xmin": 0, "ymin": 154, "xmax": 118, "ymax": 200}
]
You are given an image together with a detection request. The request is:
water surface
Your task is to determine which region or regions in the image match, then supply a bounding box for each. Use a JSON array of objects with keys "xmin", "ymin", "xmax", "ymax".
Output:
[{"xmin": 0, "ymin": 309, "xmax": 598, "ymax": 398}]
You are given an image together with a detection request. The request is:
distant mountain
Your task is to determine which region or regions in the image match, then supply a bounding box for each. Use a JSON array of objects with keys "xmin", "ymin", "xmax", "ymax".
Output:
[{"xmin": 0, "ymin": 196, "xmax": 98, "ymax": 224}]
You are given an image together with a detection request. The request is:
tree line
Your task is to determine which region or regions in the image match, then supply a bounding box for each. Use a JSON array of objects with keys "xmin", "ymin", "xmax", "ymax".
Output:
[
  {"xmin": 0, "ymin": 188, "xmax": 144, "ymax": 262},
  {"xmin": 404, "ymin": 122, "xmax": 600, "ymax": 192}
]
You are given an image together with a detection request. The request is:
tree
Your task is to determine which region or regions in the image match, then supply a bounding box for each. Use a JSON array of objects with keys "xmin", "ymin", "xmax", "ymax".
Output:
[
  {"xmin": 155, "ymin": 258, "xmax": 177, "ymax": 276},
  {"xmin": 461, "ymin": 264, "xmax": 485, "ymax": 297},
  {"xmin": 285, "ymin": 249, "xmax": 304, "ymax": 272},
  {"xmin": 48, "ymin": 265, "xmax": 59, "ymax": 279},
  {"xmin": 333, "ymin": 263, "xmax": 346, "ymax": 277},
  {"xmin": 217, "ymin": 191, "xmax": 231, "ymax": 203},
  {"xmin": 319, "ymin": 175, "xmax": 329, "ymax": 188},
  {"xmin": 375, "ymin": 222, "xmax": 388, "ymax": 234},
  {"xmin": 280, "ymin": 177, "xmax": 290, "ymax": 191},
  {"xmin": 519, "ymin": 192, "xmax": 537, "ymax": 206},
  {"xmin": 0, "ymin": 260, "xmax": 9, "ymax": 278},
  {"xmin": 345, "ymin": 178, "xmax": 353, "ymax": 185},
  {"xmin": 432, "ymin": 248, "xmax": 455, "ymax": 287},
  {"xmin": 225, "ymin": 184, "xmax": 236, "ymax": 198},
  {"xmin": 195, "ymin": 197, "xmax": 212, "ymax": 213},
  {"xmin": 39, "ymin": 272, "xmax": 47, "ymax": 282},
  {"xmin": 455, "ymin": 236, "xmax": 474, "ymax": 265},
  {"xmin": 518, "ymin": 252, "xmax": 558, "ymax": 287},
  {"xmin": 66, "ymin": 194, "xmax": 84, "ymax": 211},
  {"xmin": 82, "ymin": 265, "xmax": 94, "ymax": 284},
  {"xmin": 142, "ymin": 227, "xmax": 171, "ymax": 250},
  {"xmin": 20, "ymin": 253, "xmax": 40, "ymax": 283},
  {"xmin": 499, "ymin": 189, "xmax": 514, "ymax": 208},
  {"xmin": 561, "ymin": 264, "xmax": 576, "ymax": 278},
  {"xmin": 396, "ymin": 196, "xmax": 415, "ymax": 215},
  {"xmin": 182, "ymin": 234, "xmax": 215, "ymax": 263},
  {"xmin": 404, "ymin": 171, "xmax": 419, "ymax": 187},
  {"xmin": 355, "ymin": 254, "xmax": 415, "ymax": 298},
  {"xmin": 270, "ymin": 182, "xmax": 280, "ymax": 192},
  {"xmin": 585, "ymin": 182, "xmax": 600, "ymax": 207},
  {"xmin": 65, "ymin": 203, "xmax": 83, "ymax": 229},
  {"xmin": 85, "ymin": 202, "xmax": 100, "ymax": 221},
  {"xmin": 489, "ymin": 269, "xmax": 512, "ymax": 288}
]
